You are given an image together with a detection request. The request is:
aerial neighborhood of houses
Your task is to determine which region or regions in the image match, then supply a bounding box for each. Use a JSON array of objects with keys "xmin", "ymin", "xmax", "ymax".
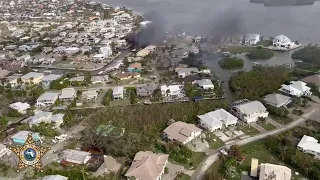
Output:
[{"xmin": 0, "ymin": 0, "xmax": 319, "ymax": 179}]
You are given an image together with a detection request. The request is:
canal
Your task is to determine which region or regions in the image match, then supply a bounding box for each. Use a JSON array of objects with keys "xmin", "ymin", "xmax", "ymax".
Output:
[{"xmin": 202, "ymin": 51, "xmax": 296, "ymax": 101}]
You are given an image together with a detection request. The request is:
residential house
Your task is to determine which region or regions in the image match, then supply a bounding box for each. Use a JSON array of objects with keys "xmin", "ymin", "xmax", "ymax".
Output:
[
  {"xmin": 82, "ymin": 90, "xmax": 98, "ymax": 101},
  {"xmin": 36, "ymin": 92, "xmax": 60, "ymax": 107},
  {"xmin": 114, "ymin": 72, "xmax": 141, "ymax": 80},
  {"xmin": 175, "ymin": 68, "xmax": 199, "ymax": 78},
  {"xmin": 42, "ymin": 74, "xmax": 62, "ymax": 88},
  {"xmin": 196, "ymin": 79, "xmax": 214, "ymax": 90},
  {"xmin": 91, "ymin": 76, "xmax": 105, "ymax": 84},
  {"xmin": 0, "ymin": 144, "xmax": 11, "ymax": 160},
  {"xmin": 273, "ymin": 35, "xmax": 292, "ymax": 47},
  {"xmin": 93, "ymin": 53, "xmax": 108, "ymax": 62},
  {"xmin": 59, "ymin": 88, "xmax": 76, "ymax": 101},
  {"xmin": 11, "ymin": 131, "xmax": 40, "ymax": 145},
  {"xmin": 42, "ymin": 175, "xmax": 68, "ymax": 180},
  {"xmin": 125, "ymin": 151, "xmax": 169, "ymax": 180},
  {"xmin": 263, "ymin": 93, "xmax": 292, "ymax": 108},
  {"xmin": 23, "ymin": 111, "xmax": 64, "ymax": 128},
  {"xmin": 162, "ymin": 121, "xmax": 202, "ymax": 144},
  {"xmin": 9, "ymin": 102, "xmax": 30, "ymax": 114},
  {"xmin": 95, "ymin": 156, "xmax": 122, "ymax": 176},
  {"xmin": 245, "ymin": 34, "xmax": 261, "ymax": 45},
  {"xmin": 302, "ymin": 74, "xmax": 320, "ymax": 92},
  {"xmin": 21, "ymin": 72, "xmax": 44, "ymax": 84},
  {"xmin": 4, "ymin": 74, "xmax": 23, "ymax": 87},
  {"xmin": 230, "ymin": 100, "xmax": 269, "ymax": 123},
  {"xmin": 137, "ymin": 84, "xmax": 158, "ymax": 97},
  {"xmin": 61, "ymin": 149, "xmax": 91, "ymax": 165},
  {"xmin": 113, "ymin": 86, "xmax": 124, "ymax": 99},
  {"xmin": 128, "ymin": 63, "xmax": 142, "ymax": 72},
  {"xmin": 198, "ymin": 109, "xmax": 238, "ymax": 131},
  {"xmin": 279, "ymin": 81, "xmax": 312, "ymax": 97},
  {"xmin": 297, "ymin": 135, "xmax": 320, "ymax": 159},
  {"xmin": 253, "ymin": 162, "xmax": 292, "ymax": 180},
  {"xmin": 136, "ymin": 46, "xmax": 155, "ymax": 57},
  {"xmin": 160, "ymin": 85, "xmax": 181, "ymax": 97}
]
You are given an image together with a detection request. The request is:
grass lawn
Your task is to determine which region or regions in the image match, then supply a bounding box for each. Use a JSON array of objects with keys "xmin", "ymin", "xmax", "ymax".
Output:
[
  {"xmin": 174, "ymin": 173, "xmax": 191, "ymax": 180},
  {"xmin": 205, "ymin": 133, "xmax": 225, "ymax": 149},
  {"xmin": 271, "ymin": 116, "xmax": 293, "ymax": 125},
  {"xmin": 221, "ymin": 46, "xmax": 254, "ymax": 54},
  {"xmin": 239, "ymin": 142, "xmax": 306, "ymax": 180},
  {"xmin": 170, "ymin": 152, "xmax": 207, "ymax": 170},
  {"xmin": 256, "ymin": 40, "xmax": 273, "ymax": 47},
  {"xmin": 110, "ymin": 98, "xmax": 132, "ymax": 106},
  {"xmin": 259, "ymin": 122, "xmax": 277, "ymax": 131},
  {"xmin": 237, "ymin": 125, "xmax": 260, "ymax": 136}
]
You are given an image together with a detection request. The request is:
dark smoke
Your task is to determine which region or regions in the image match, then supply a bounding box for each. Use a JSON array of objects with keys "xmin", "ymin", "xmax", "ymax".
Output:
[
  {"xmin": 199, "ymin": 9, "xmax": 246, "ymax": 43},
  {"xmin": 127, "ymin": 11, "xmax": 166, "ymax": 48}
]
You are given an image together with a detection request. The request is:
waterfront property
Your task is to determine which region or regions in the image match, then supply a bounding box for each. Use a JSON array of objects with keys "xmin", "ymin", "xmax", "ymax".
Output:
[
  {"xmin": 136, "ymin": 83, "xmax": 158, "ymax": 97},
  {"xmin": 125, "ymin": 151, "xmax": 168, "ymax": 180},
  {"xmin": 279, "ymin": 81, "xmax": 312, "ymax": 97},
  {"xmin": 162, "ymin": 121, "xmax": 202, "ymax": 144},
  {"xmin": 175, "ymin": 67, "xmax": 199, "ymax": 78},
  {"xmin": 195, "ymin": 79, "xmax": 214, "ymax": 90},
  {"xmin": 297, "ymin": 135, "xmax": 320, "ymax": 159},
  {"xmin": 198, "ymin": 109, "xmax": 238, "ymax": 131},
  {"xmin": 244, "ymin": 34, "xmax": 261, "ymax": 45},
  {"xmin": 263, "ymin": 93, "xmax": 292, "ymax": 108},
  {"xmin": 230, "ymin": 100, "xmax": 269, "ymax": 123}
]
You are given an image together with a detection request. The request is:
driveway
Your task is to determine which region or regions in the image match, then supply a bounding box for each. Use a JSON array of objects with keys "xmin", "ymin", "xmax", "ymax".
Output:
[
  {"xmin": 191, "ymin": 107, "xmax": 319, "ymax": 180},
  {"xmin": 162, "ymin": 162, "xmax": 184, "ymax": 180}
]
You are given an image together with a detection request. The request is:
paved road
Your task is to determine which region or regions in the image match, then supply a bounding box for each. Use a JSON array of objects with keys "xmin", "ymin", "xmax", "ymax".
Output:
[{"xmin": 191, "ymin": 107, "xmax": 319, "ymax": 180}]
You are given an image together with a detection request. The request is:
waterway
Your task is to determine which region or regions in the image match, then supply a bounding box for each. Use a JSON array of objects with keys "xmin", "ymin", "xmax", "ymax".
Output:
[{"xmin": 202, "ymin": 51, "xmax": 295, "ymax": 100}]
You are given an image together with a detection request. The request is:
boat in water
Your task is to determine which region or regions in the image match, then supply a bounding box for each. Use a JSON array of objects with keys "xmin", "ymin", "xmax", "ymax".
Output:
[{"xmin": 249, "ymin": 0, "xmax": 315, "ymax": 6}]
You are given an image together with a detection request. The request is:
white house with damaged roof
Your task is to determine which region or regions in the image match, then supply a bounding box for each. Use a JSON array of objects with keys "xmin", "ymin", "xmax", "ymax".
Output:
[
  {"xmin": 279, "ymin": 81, "xmax": 312, "ymax": 97},
  {"xmin": 59, "ymin": 88, "xmax": 76, "ymax": 101},
  {"xmin": 175, "ymin": 67, "xmax": 199, "ymax": 78},
  {"xmin": 125, "ymin": 151, "xmax": 168, "ymax": 180},
  {"xmin": 61, "ymin": 149, "xmax": 91, "ymax": 165},
  {"xmin": 69, "ymin": 76, "xmax": 85, "ymax": 83},
  {"xmin": 297, "ymin": 135, "xmax": 320, "ymax": 159},
  {"xmin": 36, "ymin": 92, "xmax": 60, "ymax": 107},
  {"xmin": 198, "ymin": 109, "xmax": 238, "ymax": 131},
  {"xmin": 160, "ymin": 85, "xmax": 181, "ymax": 97},
  {"xmin": 82, "ymin": 90, "xmax": 98, "ymax": 101},
  {"xmin": 263, "ymin": 93, "xmax": 292, "ymax": 108},
  {"xmin": 230, "ymin": 100, "xmax": 269, "ymax": 123},
  {"xmin": 162, "ymin": 121, "xmax": 202, "ymax": 144},
  {"xmin": 4, "ymin": 74, "xmax": 23, "ymax": 87},
  {"xmin": 244, "ymin": 34, "xmax": 261, "ymax": 45},
  {"xmin": 196, "ymin": 79, "xmax": 214, "ymax": 90},
  {"xmin": 113, "ymin": 86, "xmax": 124, "ymax": 99},
  {"xmin": 23, "ymin": 110, "xmax": 64, "ymax": 128},
  {"xmin": 9, "ymin": 102, "xmax": 30, "ymax": 114}
]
